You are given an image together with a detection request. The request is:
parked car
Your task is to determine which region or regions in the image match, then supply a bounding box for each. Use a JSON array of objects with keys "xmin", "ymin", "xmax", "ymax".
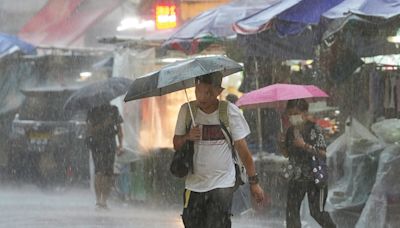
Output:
[{"xmin": 8, "ymin": 87, "xmax": 89, "ymax": 186}]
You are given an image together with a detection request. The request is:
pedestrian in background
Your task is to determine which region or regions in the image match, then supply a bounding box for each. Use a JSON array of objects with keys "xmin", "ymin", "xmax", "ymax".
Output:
[
  {"xmin": 86, "ymin": 104, "xmax": 123, "ymax": 210},
  {"xmin": 225, "ymin": 93, "xmax": 238, "ymax": 105},
  {"xmin": 280, "ymin": 99, "xmax": 336, "ymax": 228}
]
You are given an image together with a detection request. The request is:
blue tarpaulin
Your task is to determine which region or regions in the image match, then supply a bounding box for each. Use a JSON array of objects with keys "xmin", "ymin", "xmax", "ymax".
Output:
[
  {"xmin": 0, "ymin": 33, "xmax": 36, "ymax": 58},
  {"xmin": 236, "ymin": 0, "xmax": 400, "ymax": 59},
  {"xmin": 233, "ymin": 0, "xmax": 302, "ymax": 34},
  {"xmin": 324, "ymin": 0, "xmax": 400, "ymax": 19},
  {"xmin": 234, "ymin": 0, "xmax": 344, "ymax": 60},
  {"xmin": 275, "ymin": 0, "xmax": 343, "ymax": 36},
  {"xmin": 234, "ymin": 0, "xmax": 343, "ymax": 35}
]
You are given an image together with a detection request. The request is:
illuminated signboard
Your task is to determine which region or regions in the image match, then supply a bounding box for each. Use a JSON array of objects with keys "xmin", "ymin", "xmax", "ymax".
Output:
[{"xmin": 155, "ymin": 4, "xmax": 177, "ymax": 30}]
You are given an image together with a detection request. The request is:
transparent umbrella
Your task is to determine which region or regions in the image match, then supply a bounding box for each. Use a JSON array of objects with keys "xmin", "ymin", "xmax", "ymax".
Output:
[{"xmin": 64, "ymin": 77, "xmax": 133, "ymax": 111}]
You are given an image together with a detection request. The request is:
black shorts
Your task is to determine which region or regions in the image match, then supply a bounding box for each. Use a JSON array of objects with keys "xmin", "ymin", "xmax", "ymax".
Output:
[
  {"xmin": 182, "ymin": 187, "xmax": 234, "ymax": 228},
  {"xmin": 89, "ymin": 139, "xmax": 116, "ymax": 176}
]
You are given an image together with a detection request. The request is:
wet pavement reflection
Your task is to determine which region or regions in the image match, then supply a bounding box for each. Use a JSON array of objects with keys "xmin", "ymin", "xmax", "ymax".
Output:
[{"xmin": 0, "ymin": 184, "xmax": 284, "ymax": 228}]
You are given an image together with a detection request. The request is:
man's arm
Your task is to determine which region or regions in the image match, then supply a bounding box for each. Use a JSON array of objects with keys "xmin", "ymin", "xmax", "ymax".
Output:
[
  {"xmin": 234, "ymin": 138, "xmax": 264, "ymax": 204},
  {"xmin": 277, "ymin": 132, "xmax": 289, "ymax": 157},
  {"xmin": 173, "ymin": 135, "xmax": 188, "ymax": 151},
  {"xmin": 292, "ymin": 126, "xmax": 327, "ymax": 159},
  {"xmin": 173, "ymin": 126, "xmax": 201, "ymax": 150},
  {"xmin": 116, "ymin": 124, "xmax": 123, "ymax": 156}
]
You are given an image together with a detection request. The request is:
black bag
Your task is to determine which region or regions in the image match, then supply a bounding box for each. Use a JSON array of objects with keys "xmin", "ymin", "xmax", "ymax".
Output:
[{"xmin": 170, "ymin": 140, "xmax": 194, "ymax": 178}]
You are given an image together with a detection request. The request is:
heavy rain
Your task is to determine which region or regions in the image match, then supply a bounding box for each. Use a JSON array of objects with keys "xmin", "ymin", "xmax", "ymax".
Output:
[{"xmin": 0, "ymin": 0, "xmax": 399, "ymax": 228}]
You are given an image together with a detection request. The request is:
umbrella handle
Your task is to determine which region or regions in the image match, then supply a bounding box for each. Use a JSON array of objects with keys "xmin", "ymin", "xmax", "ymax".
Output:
[{"xmin": 184, "ymin": 88, "xmax": 196, "ymax": 127}]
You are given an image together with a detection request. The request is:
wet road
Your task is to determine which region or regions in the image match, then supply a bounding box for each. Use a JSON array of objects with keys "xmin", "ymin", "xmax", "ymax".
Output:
[{"xmin": 0, "ymin": 184, "xmax": 285, "ymax": 228}]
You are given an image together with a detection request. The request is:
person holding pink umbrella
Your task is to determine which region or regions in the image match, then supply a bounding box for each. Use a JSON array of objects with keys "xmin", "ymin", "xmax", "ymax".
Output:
[{"xmin": 280, "ymin": 99, "xmax": 336, "ymax": 228}]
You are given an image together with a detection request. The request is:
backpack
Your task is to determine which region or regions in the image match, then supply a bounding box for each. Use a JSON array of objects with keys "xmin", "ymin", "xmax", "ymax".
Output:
[{"xmin": 183, "ymin": 100, "xmax": 247, "ymax": 186}]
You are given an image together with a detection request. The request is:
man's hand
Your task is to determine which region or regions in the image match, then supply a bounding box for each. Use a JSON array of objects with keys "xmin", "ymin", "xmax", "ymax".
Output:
[
  {"xmin": 116, "ymin": 146, "xmax": 124, "ymax": 156},
  {"xmin": 293, "ymin": 137, "xmax": 306, "ymax": 148},
  {"xmin": 187, "ymin": 126, "xmax": 202, "ymax": 141},
  {"xmin": 250, "ymin": 184, "xmax": 265, "ymax": 204}
]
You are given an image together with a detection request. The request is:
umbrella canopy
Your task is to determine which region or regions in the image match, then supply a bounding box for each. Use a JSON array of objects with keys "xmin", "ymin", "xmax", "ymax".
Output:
[
  {"xmin": 0, "ymin": 33, "xmax": 36, "ymax": 58},
  {"xmin": 124, "ymin": 56, "xmax": 242, "ymax": 101},
  {"xmin": 236, "ymin": 83, "xmax": 329, "ymax": 109},
  {"xmin": 162, "ymin": 0, "xmax": 276, "ymax": 54},
  {"xmin": 64, "ymin": 77, "xmax": 133, "ymax": 110}
]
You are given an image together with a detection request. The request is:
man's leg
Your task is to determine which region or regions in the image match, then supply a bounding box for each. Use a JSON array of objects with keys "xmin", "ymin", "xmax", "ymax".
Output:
[
  {"xmin": 205, "ymin": 188, "xmax": 234, "ymax": 228},
  {"xmin": 101, "ymin": 174, "xmax": 113, "ymax": 208},
  {"xmin": 286, "ymin": 180, "xmax": 307, "ymax": 228},
  {"xmin": 99, "ymin": 149, "xmax": 115, "ymax": 208},
  {"xmin": 92, "ymin": 149, "xmax": 103, "ymax": 207},
  {"xmin": 94, "ymin": 173, "xmax": 102, "ymax": 206},
  {"xmin": 307, "ymin": 183, "xmax": 336, "ymax": 228},
  {"xmin": 182, "ymin": 190, "xmax": 206, "ymax": 228}
]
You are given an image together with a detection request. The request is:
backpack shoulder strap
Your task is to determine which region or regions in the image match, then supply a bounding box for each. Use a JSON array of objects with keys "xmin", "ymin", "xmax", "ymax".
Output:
[
  {"xmin": 218, "ymin": 102, "xmax": 242, "ymax": 164},
  {"xmin": 218, "ymin": 100, "xmax": 230, "ymax": 130},
  {"xmin": 184, "ymin": 101, "xmax": 197, "ymax": 130}
]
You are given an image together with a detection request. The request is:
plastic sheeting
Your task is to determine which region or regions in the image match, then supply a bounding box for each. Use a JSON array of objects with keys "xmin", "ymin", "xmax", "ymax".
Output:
[
  {"xmin": 327, "ymin": 118, "xmax": 384, "ymax": 210},
  {"xmin": 112, "ymin": 48, "xmax": 157, "ymax": 162},
  {"xmin": 0, "ymin": 57, "xmax": 41, "ymax": 114},
  {"xmin": 355, "ymin": 145, "xmax": 400, "ymax": 228},
  {"xmin": 328, "ymin": 118, "xmax": 400, "ymax": 227},
  {"xmin": 371, "ymin": 119, "xmax": 400, "ymax": 145}
]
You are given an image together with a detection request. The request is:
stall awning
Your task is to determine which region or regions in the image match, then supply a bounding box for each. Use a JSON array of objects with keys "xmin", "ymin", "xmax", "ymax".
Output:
[
  {"xmin": 19, "ymin": 0, "xmax": 121, "ymax": 47},
  {"xmin": 0, "ymin": 33, "xmax": 36, "ymax": 58}
]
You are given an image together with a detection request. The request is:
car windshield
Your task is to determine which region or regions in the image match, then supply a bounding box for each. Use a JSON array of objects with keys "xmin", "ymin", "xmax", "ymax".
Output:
[{"xmin": 19, "ymin": 90, "xmax": 75, "ymax": 121}]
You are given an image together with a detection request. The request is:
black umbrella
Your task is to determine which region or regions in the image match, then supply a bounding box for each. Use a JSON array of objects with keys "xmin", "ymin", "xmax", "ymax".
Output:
[
  {"xmin": 64, "ymin": 77, "xmax": 133, "ymax": 111},
  {"xmin": 123, "ymin": 56, "xmax": 242, "ymax": 126},
  {"xmin": 124, "ymin": 56, "xmax": 242, "ymax": 101}
]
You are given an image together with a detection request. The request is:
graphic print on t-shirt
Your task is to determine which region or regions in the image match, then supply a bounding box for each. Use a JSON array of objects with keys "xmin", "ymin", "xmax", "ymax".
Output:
[{"xmin": 199, "ymin": 125, "xmax": 225, "ymax": 145}]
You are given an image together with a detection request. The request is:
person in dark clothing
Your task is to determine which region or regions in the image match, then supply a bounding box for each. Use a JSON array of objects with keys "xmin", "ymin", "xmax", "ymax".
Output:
[
  {"xmin": 86, "ymin": 104, "xmax": 123, "ymax": 209},
  {"xmin": 225, "ymin": 93, "xmax": 238, "ymax": 104},
  {"xmin": 280, "ymin": 99, "xmax": 336, "ymax": 228}
]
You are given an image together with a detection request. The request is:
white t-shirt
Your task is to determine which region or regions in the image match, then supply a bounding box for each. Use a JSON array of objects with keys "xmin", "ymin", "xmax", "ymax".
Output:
[{"xmin": 174, "ymin": 102, "xmax": 250, "ymax": 192}]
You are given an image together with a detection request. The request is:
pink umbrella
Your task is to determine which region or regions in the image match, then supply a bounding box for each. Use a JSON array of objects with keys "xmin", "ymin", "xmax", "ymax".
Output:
[
  {"xmin": 236, "ymin": 84, "xmax": 329, "ymax": 152},
  {"xmin": 236, "ymin": 83, "xmax": 329, "ymax": 109}
]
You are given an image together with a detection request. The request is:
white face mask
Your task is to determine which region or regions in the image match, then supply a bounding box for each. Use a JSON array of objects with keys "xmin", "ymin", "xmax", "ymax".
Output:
[{"xmin": 289, "ymin": 114, "xmax": 304, "ymax": 126}]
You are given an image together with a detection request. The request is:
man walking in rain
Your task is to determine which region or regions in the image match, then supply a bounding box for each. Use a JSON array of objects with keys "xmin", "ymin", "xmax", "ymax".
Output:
[
  {"xmin": 86, "ymin": 104, "xmax": 123, "ymax": 210},
  {"xmin": 173, "ymin": 73, "xmax": 264, "ymax": 228}
]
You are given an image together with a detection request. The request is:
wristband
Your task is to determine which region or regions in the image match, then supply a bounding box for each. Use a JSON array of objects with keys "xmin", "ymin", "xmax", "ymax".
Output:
[{"xmin": 248, "ymin": 174, "xmax": 259, "ymax": 185}]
